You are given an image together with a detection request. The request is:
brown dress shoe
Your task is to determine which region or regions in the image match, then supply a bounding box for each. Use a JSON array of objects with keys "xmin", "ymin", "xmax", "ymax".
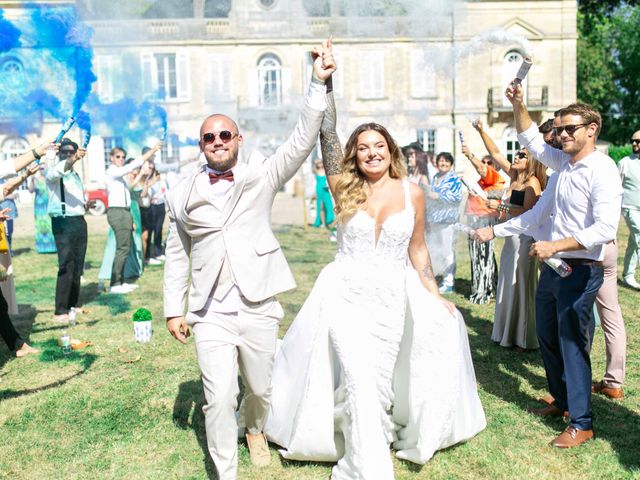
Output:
[
  {"xmin": 246, "ymin": 433, "xmax": 271, "ymax": 467},
  {"xmin": 550, "ymin": 426, "xmax": 594, "ymax": 448},
  {"xmin": 527, "ymin": 404, "xmax": 568, "ymax": 417},
  {"xmin": 592, "ymin": 380, "xmax": 623, "ymax": 400}
]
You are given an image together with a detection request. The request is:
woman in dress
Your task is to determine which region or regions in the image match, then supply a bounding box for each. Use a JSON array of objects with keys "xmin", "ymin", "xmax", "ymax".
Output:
[
  {"xmin": 425, "ymin": 152, "xmax": 463, "ymax": 293},
  {"xmin": 266, "ymin": 101, "xmax": 485, "ymax": 477},
  {"xmin": 471, "ymin": 120, "xmax": 547, "ymax": 350},
  {"xmin": 311, "ymin": 158, "xmax": 335, "ymax": 228},
  {"xmin": 29, "ymin": 166, "xmax": 57, "ymax": 254}
]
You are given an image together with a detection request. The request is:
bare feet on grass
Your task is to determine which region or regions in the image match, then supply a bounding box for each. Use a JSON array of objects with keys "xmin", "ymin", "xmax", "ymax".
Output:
[{"xmin": 15, "ymin": 343, "xmax": 39, "ymax": 358}]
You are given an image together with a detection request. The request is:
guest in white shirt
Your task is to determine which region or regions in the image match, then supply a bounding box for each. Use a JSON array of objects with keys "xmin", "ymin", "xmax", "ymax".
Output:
[
  {"xmin": 105, "ymin": 142, "xmax": 162, "ymax": 294},
  {"xmin": 474, "ymin": 86, "xmax": 622, "ymax": 449}
]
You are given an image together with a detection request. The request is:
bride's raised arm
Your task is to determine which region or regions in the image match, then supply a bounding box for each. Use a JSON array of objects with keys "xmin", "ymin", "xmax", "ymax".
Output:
[{"xmin": 319, "ymin": 73, "xmax": 343, "ymax": 197}]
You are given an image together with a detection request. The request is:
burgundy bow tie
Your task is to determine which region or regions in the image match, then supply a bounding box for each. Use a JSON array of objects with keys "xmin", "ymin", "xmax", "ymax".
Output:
[{"xmin": 208, "ymin": 170, "xmax": 234, "ymax": 184}]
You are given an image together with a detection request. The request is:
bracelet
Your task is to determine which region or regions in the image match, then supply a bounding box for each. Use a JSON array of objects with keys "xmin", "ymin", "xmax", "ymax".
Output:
[{"xmin": 32, "ymin": 148, "xmax": 41, "ymax": 160}]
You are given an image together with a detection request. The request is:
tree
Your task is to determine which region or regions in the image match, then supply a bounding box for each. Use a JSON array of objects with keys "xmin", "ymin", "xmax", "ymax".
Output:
[{"xmin": 577, "ymin": 2, "xmax": 640, "ymax": 144}]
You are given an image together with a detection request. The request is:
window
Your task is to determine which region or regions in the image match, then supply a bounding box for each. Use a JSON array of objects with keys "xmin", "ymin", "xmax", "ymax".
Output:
[
  {"xmin": 260, "ymin": 0, "xmax": 276, "ymax": 7},
  {"xmin": 359, "ymin": 50, "xmax": 384, "ymax": 99},
  {"xmin": 141, "ymin": 52, "xmax": 191, "ymax": 102},
  {"xmin": 257, "ymin": 54, "xmax": 282, "ymax": 107},
  {"xmin": 416, "ymin": 129, "xmax": 436, "ymax": 153},
  {"xmin": 103, "ymin": 136, "xmax": 124, "ymax": 170},
  {"xmin": 411, "ymin": 50, "xmax": 436, "ymax": 98},
  {"xmin": 502, "ymin": 50, "xmax": 527, "ymax": 107},
  {"xmin": 1, "ymin": 137, "xmax": 30, "ymax": 191},
  {"xmin": 503, "ymin": 128, "xmax": 520, "ymax": 163},
  {"xmin": 96, "ymin": 54, "xmax": 122, "ymax": 103},
  {"xmin": 1, "ymin": 57, "xmax": 23, "ymax": 74},
  {"xmin": 204, "ymin": 0, "xmax": 231, "ymax": 17}
]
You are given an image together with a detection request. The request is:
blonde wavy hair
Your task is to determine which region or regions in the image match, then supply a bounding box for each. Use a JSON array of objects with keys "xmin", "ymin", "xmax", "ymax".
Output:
[{"xmin": 334, "ymin": 123, "xmax": 407, "ymax": 223}]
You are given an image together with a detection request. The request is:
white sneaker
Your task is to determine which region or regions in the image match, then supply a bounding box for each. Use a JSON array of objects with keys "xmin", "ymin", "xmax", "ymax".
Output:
[
  {"xmin": 123, "ymin": 283, "xmax": 139, "ymax": 290},
  {"xmin": 109, "ymin": 284, "xmax": 134, "ymax": 294},
  {"xmin": 623, "ymin": 276, "xmax": 640, "ymax": 290},
  {"xmin": 148, "ymin": 258, "xmax": 162, "ymax": 265},
  {"xmin": 155, "ymin": 255, "xmax": 166, "ymax": 261}
]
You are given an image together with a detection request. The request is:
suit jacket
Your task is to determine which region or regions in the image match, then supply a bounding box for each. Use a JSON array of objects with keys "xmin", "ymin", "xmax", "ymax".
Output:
[{"xmin": 163, "ymin": 103, "xmax": 324, "ymax": 318}]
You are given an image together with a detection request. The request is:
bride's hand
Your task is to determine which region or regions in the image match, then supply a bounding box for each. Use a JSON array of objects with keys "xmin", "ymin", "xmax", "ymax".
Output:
[{"xmin": 439, "ymin": 297, "xmax": 457, "ymax": 317}]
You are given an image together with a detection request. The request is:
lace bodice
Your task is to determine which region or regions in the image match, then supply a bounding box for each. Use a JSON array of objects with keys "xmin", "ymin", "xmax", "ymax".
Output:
[{"xmin": 335, "ymin": 180, "xmax": 415, "ymax": 267}]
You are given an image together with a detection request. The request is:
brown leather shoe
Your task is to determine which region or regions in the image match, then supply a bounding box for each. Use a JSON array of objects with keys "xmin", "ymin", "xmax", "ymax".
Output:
[
  {"xmin": 246, "ymin": 433, "xmax": 271, "ymax": 467},
  {"xmin": 592, "ymin": 381, "xmax": 623, "ymax": 400},
  {"xmin": 527, "ymin": 404, "xmax": 569, "ymax": 417},
  {"xmin": 550, "ymin": 426, "xmax": 594, "ymax": 448}
]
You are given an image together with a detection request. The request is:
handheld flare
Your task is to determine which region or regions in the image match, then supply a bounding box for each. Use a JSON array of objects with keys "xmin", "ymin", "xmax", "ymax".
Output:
[
  {"xmin": 458, "ymin": 131, "xmax": 465, "ymax": 145},
  {"xmin": 54, "ymin": 116, "xmax": 76, "ymax": 144},
  {"xmin": 512, "ymin": 57, "xmax": 533, "ymax": 86}
]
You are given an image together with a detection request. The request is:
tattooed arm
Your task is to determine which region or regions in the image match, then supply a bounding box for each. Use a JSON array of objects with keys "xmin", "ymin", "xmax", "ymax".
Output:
[
  {"xmin": 320, "ymin": 76, "xmax": 343, "ymax": 196},
  {"xmin": 407, "ymin": 183, "xmax": 457, "ymax": 316}
]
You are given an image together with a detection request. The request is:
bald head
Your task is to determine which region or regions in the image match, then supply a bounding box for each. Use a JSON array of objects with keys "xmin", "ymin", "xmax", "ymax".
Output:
[
  {"xmin": 199, "ymin": 114, "xmax": 243, "ymax": 171},
  {"xmin": 631, "ymin": 130, "xmax": 640, "ymax": 154}
]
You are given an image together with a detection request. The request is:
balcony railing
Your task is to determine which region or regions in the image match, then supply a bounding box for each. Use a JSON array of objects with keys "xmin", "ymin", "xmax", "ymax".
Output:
[{"xmin": 487, "ymin": 86, "xmax": 548, "ymax": 111}]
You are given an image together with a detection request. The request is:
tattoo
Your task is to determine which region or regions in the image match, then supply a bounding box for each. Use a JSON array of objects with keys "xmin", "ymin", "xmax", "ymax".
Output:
[
  {"xmin": 422, "ymin": 262, "xmax": 436, "ymax": 281},
  {"xmin": 320, "ymin": 88, "xmax": 343, "ymax": 176}
]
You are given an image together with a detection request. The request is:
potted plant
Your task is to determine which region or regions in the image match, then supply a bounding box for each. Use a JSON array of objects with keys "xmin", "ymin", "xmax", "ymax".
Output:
[{"xmin": 132, "ymin": 308, "xmax": 153, "ymax": 343}]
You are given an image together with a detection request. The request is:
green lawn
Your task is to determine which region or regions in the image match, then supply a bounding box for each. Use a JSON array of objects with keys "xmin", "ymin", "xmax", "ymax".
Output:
[{"xmin": 0, "ymin": 225, "xmax": 638, "ymax": 479}]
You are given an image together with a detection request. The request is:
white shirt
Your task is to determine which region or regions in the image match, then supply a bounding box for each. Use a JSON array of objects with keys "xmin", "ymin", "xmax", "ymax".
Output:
[
  {"xmin": 105, "ymin": 156, "xmax": 144, "ymax": 208},
  {"xmin": 494, "ymin": 124, "xmax": 622, "ymax": 261},
  {"xmin": 0, "ymin": 160, "xmax": 15, "ymax": 180},
  {"xmin": 618, "ymin": 153, "xmax": 640, "ymax": 209}
]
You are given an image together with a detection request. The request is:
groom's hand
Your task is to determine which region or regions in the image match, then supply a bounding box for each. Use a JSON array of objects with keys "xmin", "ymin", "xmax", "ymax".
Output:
[{"xmin": 167, "ymin": 316, "xmax": 190, "ymax": 344}]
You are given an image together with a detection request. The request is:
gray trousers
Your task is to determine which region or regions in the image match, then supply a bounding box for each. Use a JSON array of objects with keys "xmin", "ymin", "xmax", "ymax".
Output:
[
  {"xmin": 622, "ymin": 207, "xmax": 640, "ymax": 280},
  {"xmin": 595, "ymin": 241, "xmax": 627, "ymax": 387},
  {"xmin": 189, "ymin": 297, "xmax": 283, "ymax": 480},
  {"xmin": 106, "ymin": 207, "xmax": 133, "ymax": 286}
]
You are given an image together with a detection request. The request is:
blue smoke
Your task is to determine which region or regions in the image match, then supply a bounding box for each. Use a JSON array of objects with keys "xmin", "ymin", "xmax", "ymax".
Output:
[
  {"xmin": 0, "ymin": 10, "xmax": 21, "ymax": 52},
  {"xmin": 0, "ymin": 4, "xmax": 169, "ymax": 151}
]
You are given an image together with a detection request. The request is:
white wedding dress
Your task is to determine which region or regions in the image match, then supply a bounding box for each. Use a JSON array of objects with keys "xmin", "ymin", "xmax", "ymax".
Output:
[{"xmin": 265, "ymin": 180, "xmax": 486, "ymax": 479}]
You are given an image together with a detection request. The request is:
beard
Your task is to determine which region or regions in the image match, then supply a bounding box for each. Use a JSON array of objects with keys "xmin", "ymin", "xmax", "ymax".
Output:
[{"xmin": 205, "ymin": 152, "xmax": 238, "ymax": 172}]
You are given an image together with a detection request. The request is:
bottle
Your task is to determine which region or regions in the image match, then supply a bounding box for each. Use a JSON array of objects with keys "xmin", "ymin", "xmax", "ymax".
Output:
[
  {"xmin": 61, "ymin": 331, "xmax": 71, "ymax": 355},
  {"xmin": 544, "ymin": 257, "xmax": 572, "ymax": 278},
  {"xmin": 68, "ymin": 307, "xmax": 76, "ymax": 327},
  {"xmin": 452, "ymin": 222, "xmax": 475, "ymax": 237}
]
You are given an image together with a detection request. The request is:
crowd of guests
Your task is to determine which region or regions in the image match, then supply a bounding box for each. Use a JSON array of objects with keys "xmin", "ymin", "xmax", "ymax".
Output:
[{"xmin": 0, "ymin": 138, "xmax": 173, "ymax": 358}]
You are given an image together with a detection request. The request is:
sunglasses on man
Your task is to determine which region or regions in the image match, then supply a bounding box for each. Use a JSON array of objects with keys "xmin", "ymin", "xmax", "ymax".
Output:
[
  {"xmin": 631, "ymin": 139, "xmax": 640, "ymax": 144},
  {"xmin": 201, "ymin": 130, "xmax": 239, "ymax": 145},
  {"xmin": 552, "ymin": 123, "xmax": 590, "ymax": 136}
]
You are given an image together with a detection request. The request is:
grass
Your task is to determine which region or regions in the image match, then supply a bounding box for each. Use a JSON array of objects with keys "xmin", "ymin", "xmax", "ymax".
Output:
[{"xmin": 0, "ymin": 224, "xmax": 639, "ymax": 479}]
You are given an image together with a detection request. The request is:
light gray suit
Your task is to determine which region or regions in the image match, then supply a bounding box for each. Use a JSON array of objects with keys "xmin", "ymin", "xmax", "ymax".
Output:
[{"xmin": 163, "ymin": 102, "xmax": 324, "ymax": 480}]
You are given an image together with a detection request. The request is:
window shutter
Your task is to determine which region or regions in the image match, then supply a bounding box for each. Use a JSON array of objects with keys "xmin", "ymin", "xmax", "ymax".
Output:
[
  {"xmin": 207, "ymin": 53, "xmax": 233, "ymax": 103},
  {"xmin": 359, "ymin": 50, "xmax": 384, "ymax": 99},
  {"xmin": 176, "ymin": 52, "xmax": 191, "ymax": 102},
  {"xmin": 247, "ymin": 67, "xmax": 259, "ymax": 107},
  {"xmin": 281, "ymin": 67, "xmax": 292, "ymax": 104},
  {"xmin": 140, "ymin": 52, "xmax": 157, "ymax": 99},
  {"xmin": 411, "ymin": 50, "xmax": 436, "ymax": 98}
]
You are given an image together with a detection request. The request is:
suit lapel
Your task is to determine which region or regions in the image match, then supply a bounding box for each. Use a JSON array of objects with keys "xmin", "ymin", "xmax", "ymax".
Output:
[
  {"xmin": 180, "ymin": 166, "xmax": 223, "ymax": 230},
  {"xmin": 222, "ymin": 163, "xmax": 248, "ymax": 224}
]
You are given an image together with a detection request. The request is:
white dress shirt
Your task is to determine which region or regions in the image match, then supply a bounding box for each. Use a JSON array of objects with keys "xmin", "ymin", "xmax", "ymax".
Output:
[
  {"xmin": 493, "ymin": 124, "xmax": 622, "ymax": 261},
  {"xmin": 105, "ymin": 156, "xmax": 144, "ymax": 208}
]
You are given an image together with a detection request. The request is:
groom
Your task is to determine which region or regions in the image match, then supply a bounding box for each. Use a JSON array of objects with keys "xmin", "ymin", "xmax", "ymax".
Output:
[{"xmin": 164, "ymin": 40, "xmax": 336, "ymax": 479}]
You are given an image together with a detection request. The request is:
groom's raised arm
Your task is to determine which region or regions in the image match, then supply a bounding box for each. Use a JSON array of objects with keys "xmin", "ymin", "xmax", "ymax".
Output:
[{"xmin": 265, "ymin": 38, "xmax": 337, "ymax": 191}]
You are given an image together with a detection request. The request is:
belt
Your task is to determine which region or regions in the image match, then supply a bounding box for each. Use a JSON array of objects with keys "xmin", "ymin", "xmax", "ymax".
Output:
[{"xmin": 562, "ymin": 258, "xmax": 603, "ymax": 267}]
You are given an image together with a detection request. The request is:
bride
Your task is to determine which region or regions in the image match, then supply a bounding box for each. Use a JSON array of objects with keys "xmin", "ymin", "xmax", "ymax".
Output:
[{"xmin": 265, "ymin": 87, "xmax": 485, "ymax": 479}]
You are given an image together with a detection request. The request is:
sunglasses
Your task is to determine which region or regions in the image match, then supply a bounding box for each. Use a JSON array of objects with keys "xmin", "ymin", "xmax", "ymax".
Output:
[
  {"xmin": 202, "ymin": 130, "xmax": 238, "ymax": 144},
  {"xmin": 113, "ymin": 154, "xmax": 125, "ymax": 159},
  {"xmin": 552, "ymin": 123, "xmax": 589, "ymax": 136},
  {"xmin": 631, "ymin": 139, "xmax": 640, "ymax": 144},
  {"xmin": 515, "ymin": 151, "xmax": 527, "ymax": 159}
]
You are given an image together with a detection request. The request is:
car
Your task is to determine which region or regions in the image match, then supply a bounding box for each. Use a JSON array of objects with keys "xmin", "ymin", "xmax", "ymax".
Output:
[{"xmin": 85, "ymin": 187, "xmax": 108, "ymax": 215}]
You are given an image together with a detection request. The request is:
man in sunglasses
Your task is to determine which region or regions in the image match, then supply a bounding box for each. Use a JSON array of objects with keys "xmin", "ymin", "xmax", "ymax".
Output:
[
  {"xmin": 163, "ymin": 39, "xmax": 336, "ymax": 479},
  {"xmin": 618, "ymin": 131, "xmax": 640, "ymax": 290},
  {"xmin": 475, "ymin": 84, "xmax": 622, "ymax": 448},
  {"xmin": 105, "ymin": 142, "xmax": 162, "ymax": 294}
]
